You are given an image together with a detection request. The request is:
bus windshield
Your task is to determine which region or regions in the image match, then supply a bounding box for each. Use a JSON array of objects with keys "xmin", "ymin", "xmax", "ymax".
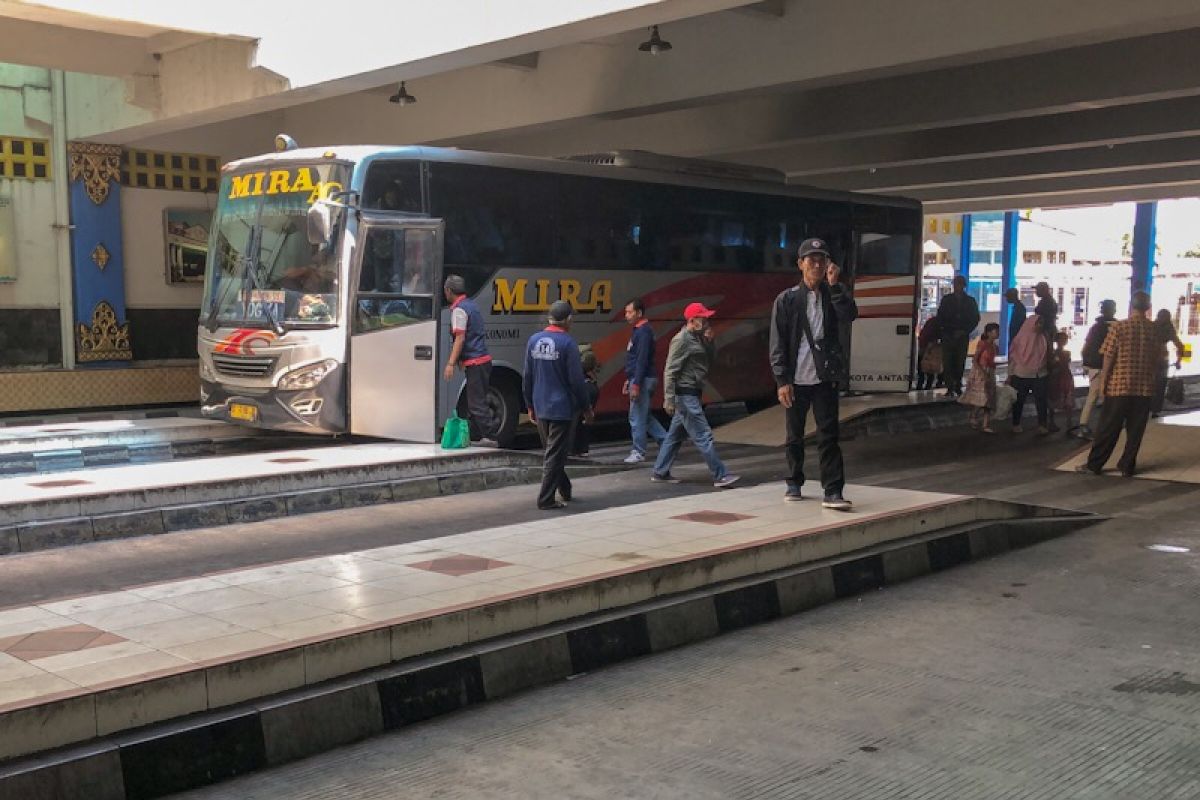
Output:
[{"xmin": 203, "ymin": 162, "xmax": 350, "ymax": 329}]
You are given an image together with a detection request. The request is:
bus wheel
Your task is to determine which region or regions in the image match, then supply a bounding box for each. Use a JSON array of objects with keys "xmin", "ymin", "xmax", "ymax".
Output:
[{"xmin": 488, "ymin": 373, "xmax": 521, "ymax": 448}]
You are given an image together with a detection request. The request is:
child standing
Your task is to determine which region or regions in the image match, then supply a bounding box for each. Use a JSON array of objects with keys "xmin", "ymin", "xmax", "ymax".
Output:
[
  {"xmin": 959, "ymin": 323, "xmax": 999, "ymax": 433},
  {"xmin": 1047, "ymin": 330, "xmax": 1075, "ymax": 434}
]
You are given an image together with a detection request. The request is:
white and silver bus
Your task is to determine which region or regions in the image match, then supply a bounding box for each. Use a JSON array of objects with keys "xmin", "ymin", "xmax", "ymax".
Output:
[{"xmin": 198, "ymin": 141, "xmax": 921, "ymax": 445}]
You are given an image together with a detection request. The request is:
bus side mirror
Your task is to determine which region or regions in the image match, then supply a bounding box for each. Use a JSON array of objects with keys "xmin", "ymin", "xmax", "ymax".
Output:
[{"xmin": 307, "ymin": 202, "xmax": 333, "ymax": 246}]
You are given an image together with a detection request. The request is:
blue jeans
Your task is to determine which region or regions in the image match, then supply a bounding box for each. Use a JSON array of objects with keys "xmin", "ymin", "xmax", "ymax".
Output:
[
  {"xmin": 629, "ymin": 376, "xmax": 668, "ymax": 456},
  {"xmin": 653, "ymin": 394, "xmax": 727, "ymax": 479}
]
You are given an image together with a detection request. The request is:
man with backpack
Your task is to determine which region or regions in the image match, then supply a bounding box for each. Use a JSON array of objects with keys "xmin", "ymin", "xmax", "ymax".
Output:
[{"xmin": 1078, "ymin": 299, "xmax": 1117, "ymax": 439}]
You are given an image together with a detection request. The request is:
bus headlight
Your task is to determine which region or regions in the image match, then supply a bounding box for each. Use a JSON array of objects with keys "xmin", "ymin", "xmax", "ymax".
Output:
[{"xmin": 278, "ymin": 359, "xmax": 339, "ymax": 391}]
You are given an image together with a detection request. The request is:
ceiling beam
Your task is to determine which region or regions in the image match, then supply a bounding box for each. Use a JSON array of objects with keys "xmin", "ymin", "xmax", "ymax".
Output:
[
  {"xmin": 722, "ymin": 96, "xmax": 1200, "ymax": 175},
  {"xmin": 801, "ymin": 136, "xmax": 1200, "ymax": 192}
]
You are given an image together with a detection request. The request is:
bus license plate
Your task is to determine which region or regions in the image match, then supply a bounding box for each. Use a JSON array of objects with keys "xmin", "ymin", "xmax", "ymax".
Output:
[{"xmin": 229, "ymin": 403, "xmax": 258, "ymax": 422}]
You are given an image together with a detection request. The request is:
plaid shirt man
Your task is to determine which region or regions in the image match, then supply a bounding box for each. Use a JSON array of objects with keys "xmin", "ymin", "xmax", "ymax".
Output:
[{"xmin": 1100, "ymin": 314, "xmax": 1161, "ymax": 397}]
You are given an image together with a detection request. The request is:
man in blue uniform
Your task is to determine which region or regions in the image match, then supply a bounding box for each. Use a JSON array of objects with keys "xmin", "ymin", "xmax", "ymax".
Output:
[
  {"xmin": 523, "ymin": 301, "xmax": 592, "ymax": 510},
  {"xmin": 443, "ymin": 275, "xmax": 499, "ymax": 445},
  {"xmin": 622, "ymin": 297, "xmax": 667, "ymax": 464}
]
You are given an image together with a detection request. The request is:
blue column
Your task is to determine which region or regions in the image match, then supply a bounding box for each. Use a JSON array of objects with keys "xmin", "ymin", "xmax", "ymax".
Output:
[
  {"xmin": 999, "ymin": 211, "xmax": 1019, "ymax": 355},
  {"xmin": 67, "ymin": 142, "xmax": 132, "ymax": 365},
  {"xmin": 1131, "ymin": 201, "xmax": 1157, "ymax": 297},
  {"xmin": 957, "ymin": 213, "xmax": 972, "ymax": 282}
]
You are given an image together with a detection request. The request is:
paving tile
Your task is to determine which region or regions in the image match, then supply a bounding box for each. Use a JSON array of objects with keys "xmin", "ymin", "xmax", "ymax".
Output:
[
  {"xmin": 69, "ymin": 601, "xmax": 193, "ymax": 633},
  {"xmin": 238, "ymin": 573, "xmax": 356, "ymax": 600},
  {"xmin": 39, "ymin": 591, "xmax": 145, "ymax": 617},
  {"xmin": 256, "ymin": 613, "xmax": 365, "ymax": 642},
  {"xmin": 0, "ymin": 670, "xmax": 77, "ymax": 704},
  {"xmin": 294, "ymin": 584, "xmax": 410, "ymax": 614},
  {"xmin": 163, "ymin": 585, "xmax": 280, "ymax": 614},
  {"xmin": 129, "ymin": 577, "xmax": 230, "ymax": 601},
  {"xmin": 163, "ymin": 631, "xmax": 287, "ymax": 663},
  {"xmin": 206, "ymin": 599, "xmax": 333, "ymax": 631},
  {"xmin": 29, "ymin": 640, "xmax": 157, "ymax": 673},
  {"xmin": 54, "ymin": 651, "xmax": 190, "ymax": 687},
  {"xmin": 118, "ymin": 615, "xmax": 251, "ymax": 650}
]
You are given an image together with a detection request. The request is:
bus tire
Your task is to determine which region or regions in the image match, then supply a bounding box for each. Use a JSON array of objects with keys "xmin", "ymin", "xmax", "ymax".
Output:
[{"xmin": 457, "ymin": 369, "xmax": 521, "ymax": 448}]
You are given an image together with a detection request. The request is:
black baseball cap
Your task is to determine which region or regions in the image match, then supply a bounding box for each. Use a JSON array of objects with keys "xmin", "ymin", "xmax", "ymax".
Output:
[{"xmin": 798, "ymin": 238, "xmax": 831, "ymax": 259}]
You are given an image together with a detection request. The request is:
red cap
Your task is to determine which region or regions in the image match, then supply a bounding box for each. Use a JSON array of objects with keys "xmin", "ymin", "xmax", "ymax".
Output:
[{"xmin": 683, "ymin": 302, "xmax": 716, "ymax": 320}]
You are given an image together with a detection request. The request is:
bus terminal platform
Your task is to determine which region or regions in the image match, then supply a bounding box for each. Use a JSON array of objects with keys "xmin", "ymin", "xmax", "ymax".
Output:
[{"xmin": 0, "ymin": 478, "xmax": 1094, "ymax": 798}]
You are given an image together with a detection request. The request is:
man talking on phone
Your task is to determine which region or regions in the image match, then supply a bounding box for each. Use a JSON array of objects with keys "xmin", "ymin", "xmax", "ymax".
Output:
[{"xmin": 769, "ymin": 238, "xmax": 852, "ymax": 509}]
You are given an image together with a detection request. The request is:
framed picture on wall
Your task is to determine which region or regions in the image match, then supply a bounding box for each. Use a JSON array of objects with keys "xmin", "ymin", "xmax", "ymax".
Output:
[{"xmin": 164, "ymin": 208, "xmax": 211, "ymax": 284}]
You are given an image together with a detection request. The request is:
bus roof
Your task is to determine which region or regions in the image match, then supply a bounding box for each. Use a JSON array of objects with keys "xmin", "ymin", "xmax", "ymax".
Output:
[{"xmin": 222, "ymin": 144, "xmax": 920, "ymax": 211}]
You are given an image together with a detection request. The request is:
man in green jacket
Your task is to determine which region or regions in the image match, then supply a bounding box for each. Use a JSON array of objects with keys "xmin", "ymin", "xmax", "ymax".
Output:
[{"xmin": 650, "ymin": 302, "xmax": 740, "ymax": 489}]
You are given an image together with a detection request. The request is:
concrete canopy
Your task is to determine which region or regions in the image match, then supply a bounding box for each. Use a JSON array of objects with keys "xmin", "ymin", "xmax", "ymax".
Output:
[{"xmin": 14, "ymin": 0, "xmax": 1200, "ymax": 214}]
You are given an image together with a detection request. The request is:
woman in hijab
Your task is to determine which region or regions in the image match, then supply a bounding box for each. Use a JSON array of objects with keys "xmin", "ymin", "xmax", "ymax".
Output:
[{"xmin": 1007, "ymin": 316, "xmax": 1050, "ymax": 434}]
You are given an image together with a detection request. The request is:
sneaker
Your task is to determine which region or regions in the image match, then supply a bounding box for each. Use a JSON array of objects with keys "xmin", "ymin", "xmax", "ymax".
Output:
[
  {"xmin": 784, "ymin": 482, "xmax": 803, "ymax": 502},
  {"xmin": 650, "ymin": 472, "xmax": 680, "ymax": 483},
  {"xmin": 713, "ymin": 474, "xmax": 741, "ymax": 489},
  {"xmin": 623, "ymin": 451, "xmax": 646, "ymax": 464},
  {"xmin": 822, "ymin": 493, "xmax": 853, "ymax": 510}
]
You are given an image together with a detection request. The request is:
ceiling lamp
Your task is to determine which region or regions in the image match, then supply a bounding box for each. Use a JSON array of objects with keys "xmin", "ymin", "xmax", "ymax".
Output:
[
  {"xmin": 638, "ymin": 25, "xmax": 672, "ymax": 55},
  {"xmin": 388, "ymin": 82, "xmax": 417, "ymax": 106}
]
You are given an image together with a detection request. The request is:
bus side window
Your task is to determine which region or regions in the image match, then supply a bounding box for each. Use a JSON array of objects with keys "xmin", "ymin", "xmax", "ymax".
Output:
[{"xmin": 353, "ymin": 228, "xmax": 436, "ymax": 334}]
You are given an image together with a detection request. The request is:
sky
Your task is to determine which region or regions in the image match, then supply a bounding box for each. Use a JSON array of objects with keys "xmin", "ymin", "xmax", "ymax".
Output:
[
  {"xmin": 1030, "ymin": 199, "xmax": 1200, "ymax": 260},
  {"xmin": 30, "ymin": 0, "xmax": 671, "ymax": 88}
]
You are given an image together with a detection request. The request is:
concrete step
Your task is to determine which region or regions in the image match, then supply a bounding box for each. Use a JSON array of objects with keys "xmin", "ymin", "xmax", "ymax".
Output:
[
  {"xmin": 0, "ymin": 444, "xmax": 562, "ymax": 555},
  {"xmin": 0, "ymin": 486, "xmax": 1100, "ymax": 799}
]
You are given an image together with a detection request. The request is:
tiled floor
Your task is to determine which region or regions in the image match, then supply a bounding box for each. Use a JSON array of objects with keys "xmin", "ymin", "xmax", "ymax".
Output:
[
  {"xmin": 1056, "ymin": 409, "xmax": 1200, "ymax": 483},
  {"xmin": 714, "ymin": 390, "xmax": 949, "ymax": 446},
  {"xmin": 0, "ymin": 482, "xmax": 960, "ymax": 712}
]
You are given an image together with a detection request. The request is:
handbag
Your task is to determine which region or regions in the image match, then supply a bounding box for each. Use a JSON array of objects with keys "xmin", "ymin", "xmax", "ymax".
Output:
[
  {"xmin": 1166, "ymin": 375, "xmax": 1185, "ymax": 405},
  {"xmin": 920, "ymin": 343, "xmax": 944, "ymax": 375},
  {"xmin": 797, "ymin": 291, "xmax": 844, "ymax": 385},
  {"xmin": 440, "ymin": 412, "xmax": 471, "ymax": 449},
  {"xmin": 994, "ymin": 384, "xmax": 1017, "ymax": 419}
]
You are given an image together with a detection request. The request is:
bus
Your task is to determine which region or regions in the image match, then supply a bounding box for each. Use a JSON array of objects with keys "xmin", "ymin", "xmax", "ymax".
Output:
[{"xmin": 198, "ymin": 141, "xmax": 922, "ymax": 445}]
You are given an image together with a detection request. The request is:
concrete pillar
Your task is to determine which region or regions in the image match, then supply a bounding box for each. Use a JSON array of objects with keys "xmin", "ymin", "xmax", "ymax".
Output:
[
  {"xmin": 957, "ymin": 213, "xmax": 972, "ymax": 281},
  {"xmin": 1131, "ymin": 201, "xmax": 1157, "ymax": 298},
  {"xmin": 999, "ymin": 211, "xmax": 1019, "ymax": 355}
]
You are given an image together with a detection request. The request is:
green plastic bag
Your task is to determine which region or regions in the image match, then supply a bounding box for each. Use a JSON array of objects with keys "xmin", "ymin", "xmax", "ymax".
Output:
[{"xmin": 440, "ymin": 413, "xmax": 471, "ymax": 449}]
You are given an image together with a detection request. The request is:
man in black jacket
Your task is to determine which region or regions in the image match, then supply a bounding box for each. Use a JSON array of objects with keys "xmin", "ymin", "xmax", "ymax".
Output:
[
  {"xmin": 1077, "ymin": 299, "xmax": 1117, "ymax": 438},
  {"xmin": 769, "ymin": 238, "xmax": 855, "ymax": 509},
  {"xmin": 935, "ymin": 275, "xmax": 981, "ymax": 398}
]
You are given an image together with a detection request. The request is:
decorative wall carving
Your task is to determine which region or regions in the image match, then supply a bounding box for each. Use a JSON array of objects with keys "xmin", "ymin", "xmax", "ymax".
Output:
[
  {"xmin": 76, "ymin": 301, "xmax": 132, "ymax": 362},
  {"xmin": 90, "ymin": 243, "xmax": 110, "ymax": 271},
  {"xmin": 67, "ymin": 142, "xmax": 122, "ymax": 205}
]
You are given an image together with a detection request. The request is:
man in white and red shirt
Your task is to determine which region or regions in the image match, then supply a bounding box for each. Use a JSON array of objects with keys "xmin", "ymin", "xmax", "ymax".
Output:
[{"xmin": 443, "ymin": 275, "xmax": 498, "ymax": 445}]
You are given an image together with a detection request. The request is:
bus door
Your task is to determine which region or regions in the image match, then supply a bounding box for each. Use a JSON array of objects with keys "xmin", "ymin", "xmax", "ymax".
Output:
[
  {"xmin": 348, "ymin": 217, "xmax": 445, "ymax": 440},
  {"xmin": 849, "ymin": 231, "xmax": 917, "ymax": 392}
]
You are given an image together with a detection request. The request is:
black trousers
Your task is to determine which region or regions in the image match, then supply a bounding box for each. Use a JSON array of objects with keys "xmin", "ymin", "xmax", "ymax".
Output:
[
  {"xmin": 537, "ymin": 419, "xmax": 575, "ymax": 508},
  {"xmin": 1151, "ymin": 362, "xmax": 1170, "ymax": 415},
  {"xmin": 784, "ymin": 382, "xmax": 845, "ymax": 495},
  {"xmin": 1086, "ymin": 395, "xmax": 1152, "ymax": 475},
  {"xmin": 941, "ymin": 330, "xmax": 969, "ymax": 394},
  {"xmin": 1010, "ymin": 375, "xmax": 1048, "ymax": 427},
  {"xmin": 465, "ymin": 362, "xmax": 498, "ymax": 439}
]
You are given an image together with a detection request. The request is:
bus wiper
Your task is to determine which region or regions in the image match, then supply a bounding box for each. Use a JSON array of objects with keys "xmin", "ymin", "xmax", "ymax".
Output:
[{"xmin": 242, "ymin": 244, "xmax": 285, "ymax": 338}]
